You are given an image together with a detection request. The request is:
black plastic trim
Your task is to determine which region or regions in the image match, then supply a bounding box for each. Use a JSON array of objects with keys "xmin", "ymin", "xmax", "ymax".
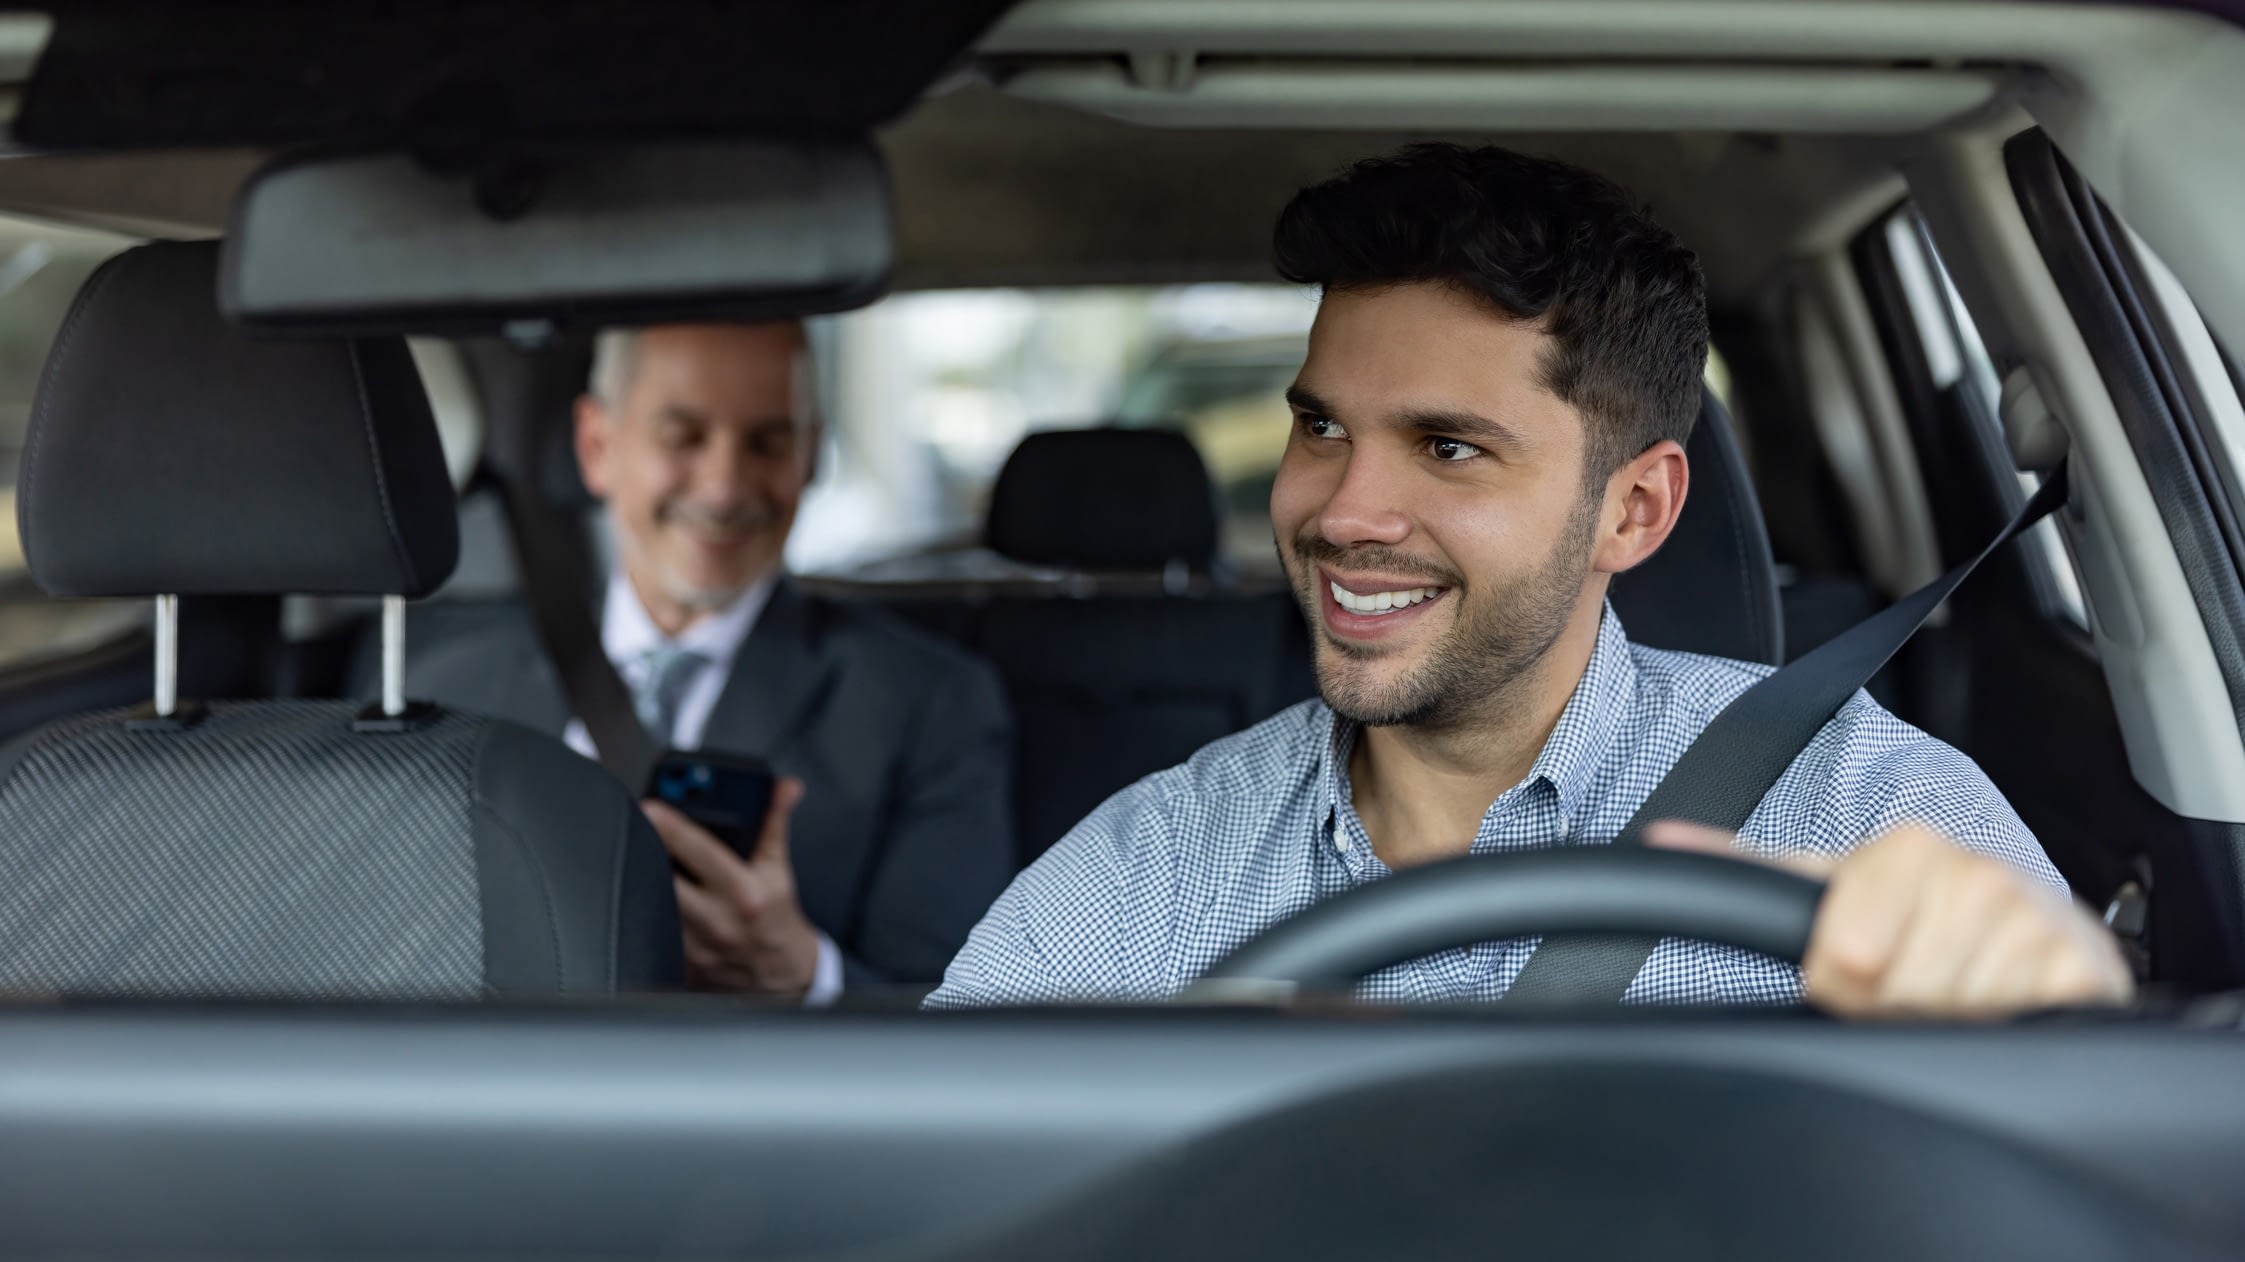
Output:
[
  {"xmin": 2006, "ymin": 133, "xmax": 2245, "ymax": 733},
  {"xmin": 2, "ymin": 1004, "xmax": 2243, "ymax": 1260},
  {"xmin": 2006, "ymin": 131, "xmax": 2245, "ymax": 982}
]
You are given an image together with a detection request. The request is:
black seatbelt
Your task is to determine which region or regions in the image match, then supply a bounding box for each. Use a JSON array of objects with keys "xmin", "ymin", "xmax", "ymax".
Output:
[
  {"xmin": 1505, "ymin": 463, "xmax": 2072, "ymax": 1002},
  {"xmin": 487, "ymin": 469, "xmax": 664, "ymax": 793}
]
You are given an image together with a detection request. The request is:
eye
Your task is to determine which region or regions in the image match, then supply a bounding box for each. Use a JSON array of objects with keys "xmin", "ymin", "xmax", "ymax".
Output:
[
  {"xmin": 747, "ymin": 425, "xmax": 799, "ymax": 461},
  {"xmin": 1427, "ymin": 437, "xmax": 1484, "ymax": 463},
  {"xmin": 1298, "ymin": 413, "xmax": 1348, "ymax": 441}
]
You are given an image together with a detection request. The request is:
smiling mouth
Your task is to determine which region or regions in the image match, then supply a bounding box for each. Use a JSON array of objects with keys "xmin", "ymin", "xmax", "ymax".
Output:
[
  {"xmin": 670, "ymin": 519, "xmax": 760, "ymax": 546},
  {"xmin": 1327, "ymin": 579, "xmax": 1448, "ymax": 616}
]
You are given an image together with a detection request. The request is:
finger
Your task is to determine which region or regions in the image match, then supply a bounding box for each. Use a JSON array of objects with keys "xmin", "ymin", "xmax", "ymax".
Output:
[
  {"xmin": 750, "ymin": 777, "xmax": 806, "ymax": 867},
  {"xmin": 682, "ymin": 931, "xmax": 722, "ymax": 976},
  {"xmin": 1640, "ymin": 821, "xmax": 1743, "ymax": 854},
  {"xmin": 1642, "ymin": 819, "xmax": 1837, "ymax": 879},
  {"xmin": 2032, "ymin": 920, "xmax": 2134, "ymax": 1009},
  {"xmin": 645, "ymin": 799, "xmax": 749, "ymax": 890},
  {"xmin": 1875, "ymin": 851, "xmax": 2020, "ymax": 1014},
  {"xmin": 1802, "ymin": 826, "xmax": 1946, "ymax": 1013},
  {"xmin": 1953, "ymin": 902, "xmax": 2063, "ymax": 1015},
  {"xmin": 673, "ymin": 875, "xmax": 743, "ymax": 949}
]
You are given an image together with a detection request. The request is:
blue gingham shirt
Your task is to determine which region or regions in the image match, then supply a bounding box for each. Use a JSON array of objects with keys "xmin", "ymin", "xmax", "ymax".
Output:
[{"xmin": 928, "ymin": 608, "xmax": 2062, "ymax": 1008}]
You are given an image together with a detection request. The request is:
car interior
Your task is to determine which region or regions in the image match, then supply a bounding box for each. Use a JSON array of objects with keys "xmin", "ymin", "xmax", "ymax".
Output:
[{"xmin": 1, "ymin": 0, "xmax": 2245, "ymax": 1258}]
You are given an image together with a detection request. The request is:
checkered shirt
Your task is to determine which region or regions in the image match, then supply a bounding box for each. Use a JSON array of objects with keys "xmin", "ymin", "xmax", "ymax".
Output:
[{"xmin": 927, "ymin": 608, "xmax": 2063, "ymax": 1009}]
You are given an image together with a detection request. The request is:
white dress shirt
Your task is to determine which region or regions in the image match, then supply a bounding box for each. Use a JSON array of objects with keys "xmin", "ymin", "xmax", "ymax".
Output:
[{"xmin": 565, "ymin": 571, "xmax": 845, "ymax": 1007}]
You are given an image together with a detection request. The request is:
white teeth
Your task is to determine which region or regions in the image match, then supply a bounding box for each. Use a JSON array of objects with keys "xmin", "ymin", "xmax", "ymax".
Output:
[{"xmin": 1328, "ymin": 581, "xmax": 1444, "ymax": 616}]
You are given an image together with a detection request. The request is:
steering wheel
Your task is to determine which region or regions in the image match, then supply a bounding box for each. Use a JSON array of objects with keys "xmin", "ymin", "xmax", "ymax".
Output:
[{"xmin": 1198, "ymin": 847, "xmax": 1825, "ymax": 1000}]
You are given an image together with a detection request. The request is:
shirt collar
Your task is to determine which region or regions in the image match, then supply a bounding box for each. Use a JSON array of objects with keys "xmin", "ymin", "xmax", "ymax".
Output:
[
  {"xmin": 602, "ymin": 569, "xmax": 778, "ymax": 673},
  {"xmin": 1319, "ymin": 603, "xmax": 1638, "ymax": 831},
  {"xmin": 1525, "ymin": 605, "xmax": 1637, "ymax": 824}
]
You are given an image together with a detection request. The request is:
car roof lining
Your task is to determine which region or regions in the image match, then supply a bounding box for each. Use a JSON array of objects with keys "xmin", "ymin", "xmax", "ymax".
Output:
[
  {"xmin": 0, "ymin": 0, "xmax": 2201, "ymax": 303},
  {"xmin": 0, "ymin": 2, "xmax": 2223, "ymax": 297}
]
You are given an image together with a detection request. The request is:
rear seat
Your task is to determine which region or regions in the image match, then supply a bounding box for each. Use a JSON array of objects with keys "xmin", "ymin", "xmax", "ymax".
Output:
[{"xmin": 804, "ymin": 429, "xmax": 1316, "ymax": 864}]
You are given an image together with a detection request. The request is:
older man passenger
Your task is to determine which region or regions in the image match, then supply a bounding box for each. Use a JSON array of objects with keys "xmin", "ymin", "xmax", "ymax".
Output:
[{"xmin": 402, "ymin": 322, "xmax": 1016, "ymax": 1002}]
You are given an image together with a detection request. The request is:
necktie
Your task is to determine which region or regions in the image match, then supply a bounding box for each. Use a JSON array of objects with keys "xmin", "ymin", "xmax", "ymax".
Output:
[{"xmin": 631, "ymin": 643, "xmax": 707, "ymax": 745}]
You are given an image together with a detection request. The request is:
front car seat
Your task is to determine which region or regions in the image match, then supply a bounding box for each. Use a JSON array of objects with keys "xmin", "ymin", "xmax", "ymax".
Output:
[
  {"xmin": 0, "ymin": 240, "xmax": 682, "ymax": 998},
  {"xmin": 1608, "ymin": 386, "xmax": 1784, "ymax": 665}
]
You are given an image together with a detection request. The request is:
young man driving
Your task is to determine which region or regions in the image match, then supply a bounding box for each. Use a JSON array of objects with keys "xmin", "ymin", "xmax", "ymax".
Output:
[{"xmin": 926, "ymin": 143, "xmax": 2131, "ymax": 1017}]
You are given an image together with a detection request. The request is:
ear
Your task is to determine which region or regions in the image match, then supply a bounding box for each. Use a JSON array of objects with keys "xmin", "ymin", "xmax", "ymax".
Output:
[
  {"xmin": 573, "ymin": 393, "xmax": 614, "ymax": 501},
  {"xmin": 1590, "ymin": 439, "xmax": 1688, "ymax": 576},
  {"xmin": 800, "ymin": 422, "xmax": 824, "ymax": 486}
]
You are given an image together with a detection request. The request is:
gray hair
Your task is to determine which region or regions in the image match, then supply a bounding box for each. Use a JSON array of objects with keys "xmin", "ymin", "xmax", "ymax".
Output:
[
  {"xmin": 589, "ymin": 327, "xmax": 642, "ymax": 412},
  {"xmin": 587, "ymin": 324, "xmax": 820, "ymax": 425}
]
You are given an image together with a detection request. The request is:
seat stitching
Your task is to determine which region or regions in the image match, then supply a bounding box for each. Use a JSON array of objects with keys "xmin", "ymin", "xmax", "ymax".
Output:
[
  {"xmin": 605, "ymin": 785, "xmax": 634, "ymax": 990},
  {"xmin": 471, "ymin": 726, "xmax": 565, "ymax": 992}
]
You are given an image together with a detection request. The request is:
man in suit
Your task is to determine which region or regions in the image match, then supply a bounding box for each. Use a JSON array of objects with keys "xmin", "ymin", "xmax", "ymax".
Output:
[{"xmin": 403, "ymin": 322, "xmax": 1016, "ymax": 1002}]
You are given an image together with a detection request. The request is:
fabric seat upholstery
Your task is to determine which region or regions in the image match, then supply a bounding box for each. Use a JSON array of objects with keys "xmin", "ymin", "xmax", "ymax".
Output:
[
  {"xmin": 1609, "ymin": 387, "xmax": 1784, "ymax": 665},
  {"xmin": 0, "ymin": 241, "xmax": 681, "ymax": 998},
  {"xmin": 831, "ymin": 428, "xmax": 1315, "ymax": 863}
]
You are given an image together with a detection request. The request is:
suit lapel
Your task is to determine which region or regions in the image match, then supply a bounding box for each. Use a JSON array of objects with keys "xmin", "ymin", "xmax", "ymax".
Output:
[{"xmin": 698, "ymin": 579, "xmax": 838, "ymax": 758}]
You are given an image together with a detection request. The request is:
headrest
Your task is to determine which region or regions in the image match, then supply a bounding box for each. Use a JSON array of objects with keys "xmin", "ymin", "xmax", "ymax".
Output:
[
  {"xmin": 21, "ymin": 241, "xmax": 458, "ymax": 598},
  {"xmin": 986, "ymin": 428, "xmax": 1219, "ymax": 571},
  {"xmin": 1608, "ymin": 386, "xmax": 1784, "ymax": 665}
]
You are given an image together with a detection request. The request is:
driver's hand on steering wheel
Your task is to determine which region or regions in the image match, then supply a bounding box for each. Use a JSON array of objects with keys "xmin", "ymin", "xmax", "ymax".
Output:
[{"xmin": 1648, "ymin": 821, "xmax": 2134, "ymax": 1019}]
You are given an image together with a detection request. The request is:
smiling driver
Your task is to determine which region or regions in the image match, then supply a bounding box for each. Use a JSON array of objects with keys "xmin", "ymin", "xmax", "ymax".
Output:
[{"xmin": 928, "ymin": 143, "xmax": 2131, "ymax": 1017}]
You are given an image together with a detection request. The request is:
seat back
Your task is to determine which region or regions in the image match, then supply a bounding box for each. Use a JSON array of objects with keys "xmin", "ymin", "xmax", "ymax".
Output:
[
  {"xmin": 813, "ymin": 428, "xmax": 1313, "ymax": 864},
  {"xmin": 0, "ymin": 241, "xmax": 681, "ymax": 998},
  {"xmin": 1609, "ymin": 387, "xmax": 1784, "ymax": 665}
]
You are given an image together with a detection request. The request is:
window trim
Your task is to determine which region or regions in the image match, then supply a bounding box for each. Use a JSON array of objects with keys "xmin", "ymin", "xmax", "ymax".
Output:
[
  {"xmin": 1851, "ymin": 201, "xmax": 2093, "ymax": 637},
  {"xmin": 2005, "ymin": 128, "xmax": 2245, "ymax": 759}
]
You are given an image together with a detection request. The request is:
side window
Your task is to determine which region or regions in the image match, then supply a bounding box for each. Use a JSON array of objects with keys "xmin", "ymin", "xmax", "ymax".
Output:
[
  {"xmin": 0, "ymin": 216, "xmax": 141, "ymax": 670},
  {"xmin": 792, "ymin": 283, "xmax": 1318, "ymax": 580},
  {"xmin": 1874, "ymin": 203, "xmax": 2090, "ymax": 629},
  {"xmin": 2112, "ymin": 224, "xmax": 2245, "ymax": 561}
]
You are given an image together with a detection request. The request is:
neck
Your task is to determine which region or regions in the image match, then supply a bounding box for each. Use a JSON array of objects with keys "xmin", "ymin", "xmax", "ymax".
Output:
[
  {"xmin": 1349, "ymin": 595, "xmax": 1607, "ymax": 869},
  {"xmin": 623, "ymin": 567, "xmax": 717, "ymax": 639}
]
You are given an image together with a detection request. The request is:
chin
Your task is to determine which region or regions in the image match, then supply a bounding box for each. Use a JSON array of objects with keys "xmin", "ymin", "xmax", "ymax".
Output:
[{"xmin": 653, "ymin": 563, "xmax": 758, "ymax": 613}]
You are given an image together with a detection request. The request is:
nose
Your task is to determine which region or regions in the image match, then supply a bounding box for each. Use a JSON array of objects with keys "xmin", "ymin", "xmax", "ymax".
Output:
[
  {"xmin": 686, "ymin": 430, "xmax": 757, "ymax": 509},
  {"xmin": 1316, "ymin": 444, "xmax": 1414, "ymax": 551}
]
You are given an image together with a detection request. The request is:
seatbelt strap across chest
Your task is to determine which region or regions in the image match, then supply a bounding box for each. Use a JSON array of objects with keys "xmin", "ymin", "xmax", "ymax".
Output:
[
  {"xmin": 1505, "ymin": 463, "xmax": 2073, "ymax": 1002},
  {"xmin": 488, "ymin": 469, "xmax": 665, "ymax": 793}
]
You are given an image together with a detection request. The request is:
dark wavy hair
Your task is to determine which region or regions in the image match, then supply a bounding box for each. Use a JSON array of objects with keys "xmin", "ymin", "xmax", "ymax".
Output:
[{"xmin": 1274, "ymin": 143, "xmax": 1707, "ymax": 477}]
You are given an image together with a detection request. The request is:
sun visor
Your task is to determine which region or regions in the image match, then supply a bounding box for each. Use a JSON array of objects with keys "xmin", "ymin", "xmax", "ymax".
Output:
[
  {"xmin": 13, "ymin": 0, "xmax": 1017, "ymax": 149},
  {"xmin": 219, "ymin": 137, "xmax": 894, "ymax": 336}
]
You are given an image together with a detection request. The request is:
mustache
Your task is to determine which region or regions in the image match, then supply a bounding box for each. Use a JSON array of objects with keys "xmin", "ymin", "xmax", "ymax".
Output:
[
  {"xmin": 1291, "ymin": 531, "xmax": 1465, "ymax": 589},
  {"xmin": 659, "ymin": 498, "xmax": 777, "ymax": 533}
]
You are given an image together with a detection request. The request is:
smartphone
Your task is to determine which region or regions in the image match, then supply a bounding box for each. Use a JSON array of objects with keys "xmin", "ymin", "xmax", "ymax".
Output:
[{"xmin": 646, "ymin": 749, "xmax": 776, "ymax": 865}]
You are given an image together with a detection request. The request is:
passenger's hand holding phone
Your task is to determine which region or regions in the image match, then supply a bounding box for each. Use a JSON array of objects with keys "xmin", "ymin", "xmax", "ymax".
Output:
[{"xmin": 643, "ymin": 777, "xmax": 822, "ymax": 997}]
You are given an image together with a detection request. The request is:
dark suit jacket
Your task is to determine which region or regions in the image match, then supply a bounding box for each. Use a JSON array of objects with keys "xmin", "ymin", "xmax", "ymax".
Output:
[{"xmin": 391, "ymin": 579, "xmax": 1017, "ymax": 989}]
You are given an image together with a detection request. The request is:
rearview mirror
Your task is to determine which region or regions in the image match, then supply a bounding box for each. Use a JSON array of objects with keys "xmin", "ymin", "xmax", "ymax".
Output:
[{"xmin": 220, "ymin": 138, "xmax": 893, "ymax": 336}]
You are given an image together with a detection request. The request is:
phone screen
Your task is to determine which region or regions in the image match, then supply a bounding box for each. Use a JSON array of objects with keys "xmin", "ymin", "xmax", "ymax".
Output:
[{"xmin": 648, "ymin": 751, "xmax": 776, "ymax": 862}]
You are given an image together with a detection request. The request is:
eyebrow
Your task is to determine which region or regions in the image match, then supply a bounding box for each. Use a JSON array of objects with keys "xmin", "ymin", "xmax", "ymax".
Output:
[
  {"xmin": 1395, "ymin": 406, "xmax": 1529, "ymax": 456},
  {"xmin": 656, "ymin": 405, "xmax": 799, "ymax": 432},
  {"xmin": 1286, "ymin": 384, "xmax": 1529, "ymax": 455}
]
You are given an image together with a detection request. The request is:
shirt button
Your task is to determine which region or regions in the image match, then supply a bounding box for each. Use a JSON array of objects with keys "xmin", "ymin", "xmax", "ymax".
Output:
[{"xmin": 1331, "ymin": 821, "xmax": 1351, "ymax": 853}]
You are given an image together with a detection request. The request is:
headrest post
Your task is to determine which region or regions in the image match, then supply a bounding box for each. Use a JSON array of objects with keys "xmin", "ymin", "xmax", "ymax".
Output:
[
  {"xmin": 381, "ymin": 595, "xmax": 407, "ymax": 719},
  {"xmin": 153, "ymin": 594, "xmax": 179, "ymax": 718}
]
